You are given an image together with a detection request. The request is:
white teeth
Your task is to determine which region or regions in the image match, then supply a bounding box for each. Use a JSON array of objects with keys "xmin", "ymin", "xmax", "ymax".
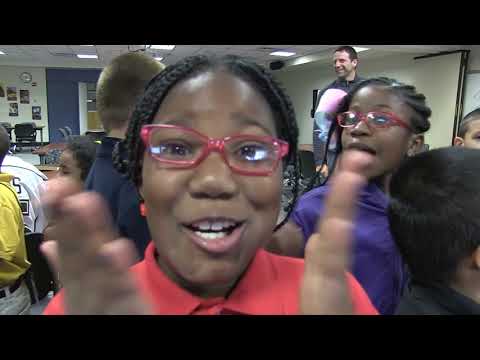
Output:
[
  {"xmin": 197, "ymin": 222, "xmax": 211, "ymax": 231},
  {"xmin": 192, "ymin": 220, "xmax": 236, "ymax": 231},
  {"xmin": 211, "ymin": 223, "xmax": 223, "ymax": 231},
  {"xmin": 195, "ymin": 231, "xmax": 227, "ymax": 240}
]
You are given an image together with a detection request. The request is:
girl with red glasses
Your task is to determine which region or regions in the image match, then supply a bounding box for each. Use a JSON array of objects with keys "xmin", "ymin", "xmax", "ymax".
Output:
[
  {"xmin": 40, "ymin": 55, "xmax": 377, "ymax": 315},
  {"xmin": 269, "ymin": 77, "xmax": 432, "ymax": 315}
]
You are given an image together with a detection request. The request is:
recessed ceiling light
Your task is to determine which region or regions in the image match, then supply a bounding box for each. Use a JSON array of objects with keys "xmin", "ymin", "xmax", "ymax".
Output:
[
  {"xmin": 154, "ymin": 56, "xmax": 164, "ymax": 61},
  {"xmin": 77, "ymin": 54, "xmax": 98, "ymax": 59},
  {"xmin": 270, "ymin": 51, "xmax": 296, "ymax": 57},
  {"xmin": 353, "ymin": 47, "xmax": 370, "ymax": 53},
  {"xmin": 149, "ymin": 45, "xmax": 175, "ymax": 50},
  {"xmin": 80, "ymin": 45, "xmax": 94, "ymax": 46},
  {"xmin": 87, "ymin": 99, "xmax": 93, "ymax": 103},
  {"xmin": 0, "ymin": 50, "xmax": 6, "ymax": 55}
]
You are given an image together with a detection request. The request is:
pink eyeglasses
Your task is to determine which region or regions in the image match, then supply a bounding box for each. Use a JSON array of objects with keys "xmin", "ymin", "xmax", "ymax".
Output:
[
  {"xmin": 337, "ymin": 111, "xmax": 413, "ymax": 131},
  {"xmin": 140, "ymin": 124, "xmax": 290, "ymax": 176}
]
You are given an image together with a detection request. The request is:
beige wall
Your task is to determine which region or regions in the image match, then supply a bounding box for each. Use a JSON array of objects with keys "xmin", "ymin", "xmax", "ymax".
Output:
[
  {"xmin": 274, "ymin": 52, "xmax": 462, "ymax": 149},
  {"xmin": 0, "ymin": 66, "xmax": 49, "ymax": 141}
]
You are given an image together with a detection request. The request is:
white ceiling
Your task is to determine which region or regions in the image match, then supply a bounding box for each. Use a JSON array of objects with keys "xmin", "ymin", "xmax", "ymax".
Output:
[{"xmin": 0, "ymin": 45, "xmax": 469, "ymax": 69}]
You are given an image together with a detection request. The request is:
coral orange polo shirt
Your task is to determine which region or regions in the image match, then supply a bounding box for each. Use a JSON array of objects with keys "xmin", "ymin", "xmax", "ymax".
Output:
[{"xmin": 44, "ymin": 242, "xmax": 377, "ymax": 315}]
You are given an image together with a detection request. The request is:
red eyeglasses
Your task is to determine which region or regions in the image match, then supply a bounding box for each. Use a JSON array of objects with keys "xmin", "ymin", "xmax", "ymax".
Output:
[
  {"xmin": 337, "ymin": 111, "xmax": 413, "ymax": 131},
  {"xmin": 140, "ymin": 124, "xmax": 290, "ymax": 176}
]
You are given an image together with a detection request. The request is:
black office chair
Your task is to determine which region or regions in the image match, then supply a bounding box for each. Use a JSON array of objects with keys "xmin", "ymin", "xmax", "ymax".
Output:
[
  {"xmin": 64, "ymin": 126, "xmax": 73, "ymax": 137},
  {"xmin": 14, "ymin": 123, "xmax": 37, "ymax": 151},
  {"xmin": 24, "ymin": 232, "xmax": 56, "ymax": 304},
  {"xmin": 298, "ymin": 150, "xmax": 316, "ymax": 181},
  {"xmin": 58, "ymin": 127, "xmax": 69, "ymax": 141}
]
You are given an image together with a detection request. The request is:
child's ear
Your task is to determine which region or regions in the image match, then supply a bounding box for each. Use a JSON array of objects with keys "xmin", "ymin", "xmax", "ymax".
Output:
[
  {"xmin": 407, "ymin": 134, "xmax": 424, "ymax": 157},
  {"xmin": 453, "ymin": 136, "xmax": 465, "ymax": 147}
]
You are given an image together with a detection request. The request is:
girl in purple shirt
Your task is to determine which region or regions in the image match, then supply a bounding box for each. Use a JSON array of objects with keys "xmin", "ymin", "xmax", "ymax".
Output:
[{"xmin": 268, "ymin": 77, "xmax": 432, "ymax": 314}]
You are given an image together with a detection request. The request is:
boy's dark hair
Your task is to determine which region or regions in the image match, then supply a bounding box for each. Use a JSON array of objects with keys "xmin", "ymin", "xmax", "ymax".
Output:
[
  {"xmin": 306, "ymin": 77, "xmax": 432, "ymax": 191},
  {"xmin": 96, "ymin": 52, "xmax": 165, "ymax": 133},
  {"xmin": 112, "ymin": 54, "xmax": 299, "ymax": 230},
  {"xmin": 66, "ymin": 135, "xmax": 98, "ymax": 182},
  {"xmin": 458, "ymin": 107, "xmax": 480, "ymax": 138},
  {"xmin": 334, "ymin": 46, "xmax": 358, "ymax": 61},
  {"xmin": 0, "ymin": 125, "xmax": 10, "ymax": 166},
  {"xmin": 388, "ymin": 147, "xmax": 480, "ymax": 285}
]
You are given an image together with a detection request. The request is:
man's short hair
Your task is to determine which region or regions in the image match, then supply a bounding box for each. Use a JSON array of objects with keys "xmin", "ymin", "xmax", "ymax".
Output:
[
  {"xmin": 388, "ymin": 147, "xmax": 480, "ymax": 285},
  {"xmin": 0, "ymin": 125, "xmax": 10, "ymax": 166},
  {"xmin": 458, "ymin": 107, "xmax": 480, "ymax": 138},
  {"xmin": 334, "ymin": 46, "xmax": 358, "ymax": 61},
  {"xmin": 96, "ymin": 52, "xmax": 165, "ymax": 133}
]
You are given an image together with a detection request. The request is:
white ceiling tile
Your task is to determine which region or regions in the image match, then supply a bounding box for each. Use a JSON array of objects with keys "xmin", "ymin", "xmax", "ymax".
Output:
[{"xmin": 46, "ymin": 45, "xmax": 73, "ymax": 53}]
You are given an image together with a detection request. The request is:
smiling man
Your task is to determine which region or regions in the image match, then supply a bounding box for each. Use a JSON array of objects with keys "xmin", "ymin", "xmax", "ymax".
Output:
[{"xmin": 312, "ymin": 46, "xmax": 365, "ymax": 168}]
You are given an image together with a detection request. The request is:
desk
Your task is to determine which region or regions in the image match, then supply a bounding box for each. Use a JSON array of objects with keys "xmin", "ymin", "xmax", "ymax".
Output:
[
  {"xmin": 5, "ymin": 125, "xmax": 45, "ymax": 145},
  {"xmin": 35, "ymin": 165, "xmax": 58, "ymax": 179}
]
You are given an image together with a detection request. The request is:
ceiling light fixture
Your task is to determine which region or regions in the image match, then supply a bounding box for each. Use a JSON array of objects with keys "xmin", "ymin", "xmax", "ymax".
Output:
[
  {"xmin": 270, "ymin": 51, "xmax": 296, "ymax": 57},
  {"xmin": 353, "ymin": 47, "xmax": 370, "ymax": 53},
  {"xmin": 77, "ymin": 54, "xmax": 98, "ymax": 59},
  {"xmin": 149, "ymin": 45, "xmax": 176, "ymax": 50}
]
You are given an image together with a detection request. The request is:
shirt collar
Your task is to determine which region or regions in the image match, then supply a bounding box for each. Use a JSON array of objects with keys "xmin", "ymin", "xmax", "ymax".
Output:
[
  {"xmin": 335, "ymin": 74, "xmax": 362, "ymax": 86},
  {"xmin": 0, "ymin": 173, "xmax": 13, "ymax": 182},
  {"xmin": 97, "ymin": 137, "xmax": 121, "ymax": 158},
  {"xmin": 141, "ymin": 242, "xmax": 285, "ymax": 315},
  {"xmin": 411, "ymin": 282, "xmax": 480, "ymax": 315}
]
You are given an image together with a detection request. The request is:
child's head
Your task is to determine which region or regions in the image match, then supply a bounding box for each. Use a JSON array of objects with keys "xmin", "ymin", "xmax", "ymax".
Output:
[
  {"xmin": 0, "ymin": 125, "xmax": 10, "ymax": 166},
  {"xmin": 114, "ymin": 54, "xmax": 298, "ymax": 297},
  {"xmin": 96, "ymin": 52, "xmax": 165, "ymax": 135},
  {"xmin": 388, "ymin": 147, "xmax": 480, "ymax": 287},
  {"xmin": 454, "ymin": 108, "xmax": 480, "ymax": 149},
  {"xmin": 334, "ymin": 77, "xmax": 431, "ymax": 181},
  {"xmin": 58, "ymin": 136, "xmax": 98, "ymax": 185}
]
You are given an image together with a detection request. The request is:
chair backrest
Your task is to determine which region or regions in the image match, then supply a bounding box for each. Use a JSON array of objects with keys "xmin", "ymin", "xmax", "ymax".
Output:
[
  {"xmin": 24, "ymin": 232, "xmax": 55, "ymax": 301},
  {"xmin": 64, "ymin": 126, "xmax": 73, "ymax": 136},
  {"xmin": 14, "ymin": 123, "xmax": 36, "ymax": 138},
  {"xmin": 298, "ymin": 150, "xmax": 316, "ymax": 180},
  {"xmin": 58, "ymin": 127, "xmax": 69, "ymax": 141}
]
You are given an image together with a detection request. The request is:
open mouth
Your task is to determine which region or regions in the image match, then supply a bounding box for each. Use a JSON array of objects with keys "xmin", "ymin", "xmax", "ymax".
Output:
[
  {"xmin": 182, "ymin": 218, "xmax": 246, "ymax": 254},
  {"xmin": 346, "ymin": 143, "xmax": 377, "ymax": 156}
]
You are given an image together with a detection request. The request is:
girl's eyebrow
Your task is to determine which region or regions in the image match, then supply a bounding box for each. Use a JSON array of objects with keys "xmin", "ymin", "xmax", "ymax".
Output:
[
  {"xmin": 231, "ymin": 113, "xmax": 275, "ymax": 136},
  {"xmin": 155, "ymin": 114, "xmax": 194, "ymax": 127},
  {"xmin": 155, "ymin": 113, "xmax": 276, "ymax": 136},
  {"xmin": 349, "ymin": 104, "xmax": 394, "ymax": 112}
]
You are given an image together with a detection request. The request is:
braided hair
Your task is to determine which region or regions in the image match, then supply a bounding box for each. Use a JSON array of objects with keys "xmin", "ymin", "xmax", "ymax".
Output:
[
  {"xmin": 305, "ymin": 77, "xmax": 432, "ymax": 192},
  {"xmin": 113, "ymin": 54, "xmax": 300, "ymax": 231}
]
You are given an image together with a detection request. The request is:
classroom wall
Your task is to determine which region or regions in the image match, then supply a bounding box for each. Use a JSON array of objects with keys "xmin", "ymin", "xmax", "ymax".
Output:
[
  {"xmin": 0, "ymin": 66, "xmax": 49, "ymax": 142},
  {"xmin": 46, "ymin": 68, "xmax": 101, "ymax": 143},
  {"xmin": 274, "ymin": 52, "xmax": 462, "ymax": 149},
  {"xmin": 467, "ymin": 45, "xmax": 480, "ymax": 72}
]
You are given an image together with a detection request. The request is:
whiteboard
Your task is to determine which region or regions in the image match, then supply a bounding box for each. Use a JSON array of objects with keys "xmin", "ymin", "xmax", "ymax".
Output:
[{"xmin": 463, "ymin": 72, "xmax": 480, "ymax": 117}]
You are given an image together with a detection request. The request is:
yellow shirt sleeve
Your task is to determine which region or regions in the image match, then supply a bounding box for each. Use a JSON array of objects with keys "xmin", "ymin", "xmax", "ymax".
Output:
[{"xmin": 0, "ymin": 204, "xmax": 23, "ymax": 262}]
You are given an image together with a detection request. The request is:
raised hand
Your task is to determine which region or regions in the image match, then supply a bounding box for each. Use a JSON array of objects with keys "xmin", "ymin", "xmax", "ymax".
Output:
[
  {"xmin": 41, "ymin": 177, "xmax": 152, "ymax": 315},
  {"xmin": 301, "ymin": 151, "xmax": 373, "ymax": 314}
]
